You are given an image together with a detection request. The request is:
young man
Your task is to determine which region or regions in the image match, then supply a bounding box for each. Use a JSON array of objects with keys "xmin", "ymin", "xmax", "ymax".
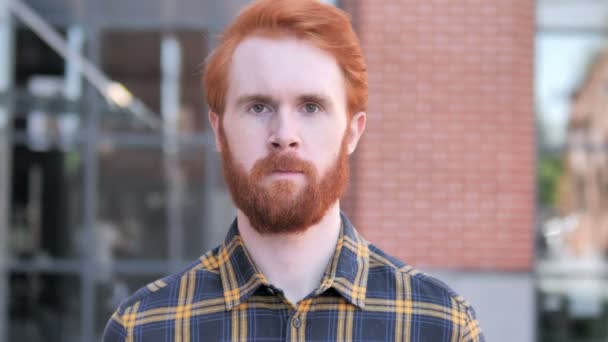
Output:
[{"xmin": 103, "ymin": 0, "xmax": 485, "ymax": 341}]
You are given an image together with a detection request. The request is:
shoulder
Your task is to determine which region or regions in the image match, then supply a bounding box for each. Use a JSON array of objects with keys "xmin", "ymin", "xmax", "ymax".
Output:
[
  {"xmin": 369, "ymin": 244, "xmax": 451, "ymax": 293},
  {"xmin": 102, "ymin": 247, "xmax": 226, "ymax": 340},
  {"xmin": 366, "ymin": 243, "xmax": 484, "ymax": 340},
  {"xmin": 366, "ymin": 242, "xmax": 478, "ymax": 313},
  {"xmin": 112, "ymin": 246, "xmax": 224, "ymax": 317}
]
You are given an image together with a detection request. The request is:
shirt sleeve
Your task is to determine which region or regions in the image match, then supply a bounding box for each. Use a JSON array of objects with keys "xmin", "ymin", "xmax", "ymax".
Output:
[
  {"xmin": 460, "ymin": 305, "xmax": 485, "ymax": 342},
  {"xmin": 101, "ymin": 310, "xmax": 128, "ymax": 342}
]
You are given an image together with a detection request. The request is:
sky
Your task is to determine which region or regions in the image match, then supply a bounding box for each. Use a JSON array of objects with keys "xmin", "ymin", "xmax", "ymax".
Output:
[
  {"xmin": 535, "ymin": 33, "xmax": 607, "ymax": 148},
  {"xmin": 535, "ymin": 0, "xmax": 608, "ymax": 149}
]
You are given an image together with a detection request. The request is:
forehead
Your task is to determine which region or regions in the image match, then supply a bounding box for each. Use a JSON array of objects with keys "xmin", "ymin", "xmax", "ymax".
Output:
[{"xmin": 227, "ymin": 36, "xmax": 345, "ymax": 103}]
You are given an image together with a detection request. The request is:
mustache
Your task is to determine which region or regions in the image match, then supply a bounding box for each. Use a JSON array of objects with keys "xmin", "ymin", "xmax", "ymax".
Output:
[{"xmin": 250, "ymin": 153, "xmax": 317, "ymax": 179}]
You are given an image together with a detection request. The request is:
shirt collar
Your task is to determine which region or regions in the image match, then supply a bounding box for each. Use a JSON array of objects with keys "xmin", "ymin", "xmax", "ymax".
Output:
[
  {"xmin": 218, "ymin": 212, "xmax": 369, "ymax": 310},
  {"xmin": 315, "ymin": 213, "xmax": 369, "ymax": 308}
]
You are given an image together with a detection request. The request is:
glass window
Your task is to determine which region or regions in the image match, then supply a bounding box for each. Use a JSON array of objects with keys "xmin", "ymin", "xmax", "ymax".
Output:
[
  {"xmin": 536, "ymin": 1, "xmax": 608, "ymax": 340},
  {"xmin": 9, "ymin": 274, "xmax": 81, "ymax": 342},
  {"xmin": 2, "ymin": 23, "xmax": 235, "ymax": 342}
]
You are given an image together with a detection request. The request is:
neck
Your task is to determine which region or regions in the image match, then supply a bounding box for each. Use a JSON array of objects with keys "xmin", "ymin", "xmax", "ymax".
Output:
[{"xmin": 237, "ymin": 202, "xmax": 342, "ymax": 305}]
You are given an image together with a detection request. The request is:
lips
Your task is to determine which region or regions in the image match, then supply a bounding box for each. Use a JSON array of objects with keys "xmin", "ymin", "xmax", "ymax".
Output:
[
  {"xmin": 271, "ymin": 170, "xmax": 303, "ymax": 178},
  {"xmin": 273, "ymin": 169, "xmax": 302, "ymax": 173},
  {"xmin": 249, "ymin": 153, "xmax": 312, "ymax": 180}
]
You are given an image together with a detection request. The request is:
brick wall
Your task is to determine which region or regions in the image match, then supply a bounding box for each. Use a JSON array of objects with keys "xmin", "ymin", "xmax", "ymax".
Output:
[{"xmin": 343, "ymin": 0, "xmax": 535, "ymax": 271}]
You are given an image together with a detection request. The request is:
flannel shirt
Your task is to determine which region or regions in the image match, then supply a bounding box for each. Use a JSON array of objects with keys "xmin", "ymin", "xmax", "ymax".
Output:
[{"xmin": 102, "ymin": 213, "xmax": 484, "ymax": 341}]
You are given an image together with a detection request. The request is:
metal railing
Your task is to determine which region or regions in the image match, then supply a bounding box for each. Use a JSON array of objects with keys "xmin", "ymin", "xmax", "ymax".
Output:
[{"xmin": 0, "ymin": 0, "xmax": 14, "ymax": 340}]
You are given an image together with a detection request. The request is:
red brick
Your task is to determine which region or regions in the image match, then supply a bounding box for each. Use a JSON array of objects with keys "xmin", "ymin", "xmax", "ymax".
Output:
[{"xmin": 342, "ymin": 0, "xmax": 534, "ymax": 271}]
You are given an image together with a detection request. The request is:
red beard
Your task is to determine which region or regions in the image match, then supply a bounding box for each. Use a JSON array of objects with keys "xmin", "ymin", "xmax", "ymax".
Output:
[{"xmin": 219, "ymin": 126, "xmax": 350, "ymax": 234}]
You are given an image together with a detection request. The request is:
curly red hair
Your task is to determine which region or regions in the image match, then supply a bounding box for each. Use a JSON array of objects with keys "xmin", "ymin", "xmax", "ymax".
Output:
[{"xmin": 203, "ymin": 0, "xmax": 367, "ymax": 117}]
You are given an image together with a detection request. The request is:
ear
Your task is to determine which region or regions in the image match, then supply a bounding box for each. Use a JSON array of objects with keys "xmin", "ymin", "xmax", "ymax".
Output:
[
  {"xmin": 208, "ymin": 110, "xmax": 222, "ymax": 152},
  {"xmin": 346, "ymin": 111, "xmax": 366, "ymax": 154}
]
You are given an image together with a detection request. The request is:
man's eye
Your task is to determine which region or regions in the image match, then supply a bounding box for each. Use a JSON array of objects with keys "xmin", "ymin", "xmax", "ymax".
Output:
[
  {"xmin": 249, "ymin": 104, "xmax": 270, "ymax": 114},
  {"xmin": 302, "ymin": 103, "xmax": 320, "ymax": 114}
]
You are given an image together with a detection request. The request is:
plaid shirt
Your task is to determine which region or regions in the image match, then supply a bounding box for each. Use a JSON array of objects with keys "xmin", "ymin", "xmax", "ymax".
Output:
[{"xmin": 103, "ymin": 214, "xmax": 484, "ymax": 341}]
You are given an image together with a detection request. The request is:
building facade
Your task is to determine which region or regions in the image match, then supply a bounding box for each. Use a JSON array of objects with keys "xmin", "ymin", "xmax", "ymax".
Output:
[{"xmin": 1, "ymin": 0, "xmax": 543, "ymax": 341}]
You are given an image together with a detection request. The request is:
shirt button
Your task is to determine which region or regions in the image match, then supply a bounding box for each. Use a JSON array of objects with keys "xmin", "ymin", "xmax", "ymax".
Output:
[{"xmin": 292, "ymin": 317, "xmax": 301, "ymax": 329}]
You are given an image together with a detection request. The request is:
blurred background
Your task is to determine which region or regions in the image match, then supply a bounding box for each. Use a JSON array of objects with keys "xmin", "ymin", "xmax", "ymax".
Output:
[{"xmin": 0, "ymin": 0, "xmax": 606, "ymax": 341}]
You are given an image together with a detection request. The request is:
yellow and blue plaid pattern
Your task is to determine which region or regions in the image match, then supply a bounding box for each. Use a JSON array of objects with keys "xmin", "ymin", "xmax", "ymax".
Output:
[{"xmin": 103, "ymin": 213, "xmax": 485, "ymax": 341}]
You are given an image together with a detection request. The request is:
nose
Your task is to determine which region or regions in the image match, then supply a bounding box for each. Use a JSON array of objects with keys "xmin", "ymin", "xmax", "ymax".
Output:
[{"xmin": 268, "ymin": 111, "xmax": 301, "ymax": 152}]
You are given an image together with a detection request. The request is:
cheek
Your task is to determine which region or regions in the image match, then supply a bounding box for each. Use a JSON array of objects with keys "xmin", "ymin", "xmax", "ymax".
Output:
[
  {"xmin": 223, "ymin": 120, "xmax": 268, "ymax": 172},
  {"xmin": 304, "ymin": 124, "xmax": 345, "ymax": 169}
]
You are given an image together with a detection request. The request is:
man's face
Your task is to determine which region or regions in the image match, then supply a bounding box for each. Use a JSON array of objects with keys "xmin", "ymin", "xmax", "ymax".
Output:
[{"xmin": 209, "ymin": 36, "xmax": 365, "ymax": 234}]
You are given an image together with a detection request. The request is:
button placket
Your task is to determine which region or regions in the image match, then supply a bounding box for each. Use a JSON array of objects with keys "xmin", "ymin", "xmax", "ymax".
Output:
[{"xmin": 292, "ymin": 316, "xmax": 302, "ymax": 329}]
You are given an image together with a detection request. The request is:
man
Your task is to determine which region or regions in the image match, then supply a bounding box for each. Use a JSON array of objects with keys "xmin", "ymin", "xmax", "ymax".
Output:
[{"xmin": 103, "ymin": 0, "xmax": 485, "ymax": 341}]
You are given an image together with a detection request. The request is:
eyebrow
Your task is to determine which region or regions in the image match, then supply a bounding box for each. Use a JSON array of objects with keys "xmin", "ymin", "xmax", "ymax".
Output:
[
  {"xmin": 235, "ymin": 93, "xmax": 333, "ymax": 109},
  {"xmin": 235, "ymin": 94, "xmax": 276, "ymax": 108},
  {"xmin": 298, "ymin": 94, "xmax": 332, "ymax": 109}
]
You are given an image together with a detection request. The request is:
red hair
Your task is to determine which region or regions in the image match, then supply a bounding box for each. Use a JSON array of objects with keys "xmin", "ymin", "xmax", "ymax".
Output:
[{"xmin": 203, "ymin": 0, "xmax": 367, "ymax": 117}]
